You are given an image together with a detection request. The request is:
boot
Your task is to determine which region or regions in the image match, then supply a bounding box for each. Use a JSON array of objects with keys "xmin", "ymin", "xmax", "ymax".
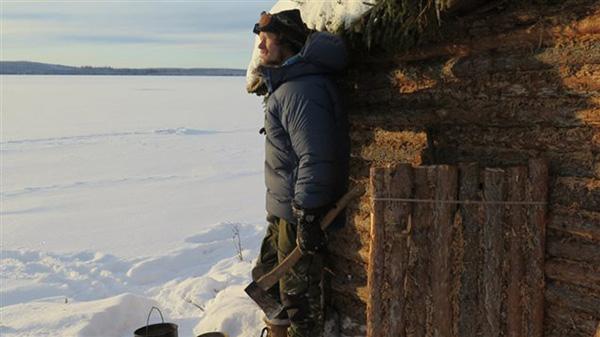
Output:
[{"xmin": 261, "ymin": 317, "xmax": 290, "ymax": 337}]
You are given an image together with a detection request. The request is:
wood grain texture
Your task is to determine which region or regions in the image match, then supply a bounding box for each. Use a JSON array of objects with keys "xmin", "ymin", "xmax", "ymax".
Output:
[
  {"xmin": 367, "ymin": 167, "xmax": 387, "ymax": 337},
  {"xmin": 482, "ymin": 168, "xmax": 506, "ymax": 337}
]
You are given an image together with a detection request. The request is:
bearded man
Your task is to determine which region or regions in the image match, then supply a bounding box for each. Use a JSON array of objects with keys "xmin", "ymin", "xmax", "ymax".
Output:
[{"xmin": 249, "ymin": 9, "xmax": 349, "ymax": 337}]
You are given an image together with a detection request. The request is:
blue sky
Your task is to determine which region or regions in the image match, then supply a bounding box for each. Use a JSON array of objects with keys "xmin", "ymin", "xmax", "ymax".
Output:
[{"xmin": 1, "ymin": 0, "xmax": 279, "ymax": 68}]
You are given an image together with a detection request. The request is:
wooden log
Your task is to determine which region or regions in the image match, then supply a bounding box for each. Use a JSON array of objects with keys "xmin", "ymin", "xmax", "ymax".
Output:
[
  {"xmin": 546, "ymin": 234, "xmax": 600, "ymax": 265},
  {"xmin": 545, "ymin": 280, "xmax": 600, "ymax": 317},
  {"xmin": 551, "ymin": 176, "xmax": 600, "ymax": 212},
  {"xmin": 548, "ymin": 206, "xmax": 600, "ymax": 242},
  {"xmin": 507, "ymin": 166, "xmax": 527, "ymax": 337},
  {"xmin": 457, "ymin": 163, "xmax": 482, "ymax": 337},
  {"xmin": 482, "ymin": 168, "xmax": 506, "ymax": 337},
  {"xmin": 430, "ymin": 145, "xmax": 596, "ymax": 179},
  {"xmin": 406, "ymin": 166, "xmax": 436, "ymax": 337},
  {"xmin": 430, "ymin": 125, "xmax": 598, "ymax": 154},
  {"xmin": 545, "ymin": 258, "xmax": 600, "ymax": 292},
  {"xmin": 525, "ymin": 158, "xmax": 549, "ymax": 337},
  {"xmin": 544, "ymin": 303, "xmax": 600, "ymax": 337},
  {"xmin": 350, "ymin": 105, "xmax": 600, "ymax": 129},
  {"xmin": 367, "ymin": 166, "xmax": 387, "ymax": 337},
  {"xmin": 381, "ymin": 164, "xmax": 413, "ymax": 337},
  {"xmin": 431, "ymin": 165, "xmax": 458, "ymax": 337},
  {"xmin": 393, "ymin": 67, "xmax": 599, "ymax": 100}
]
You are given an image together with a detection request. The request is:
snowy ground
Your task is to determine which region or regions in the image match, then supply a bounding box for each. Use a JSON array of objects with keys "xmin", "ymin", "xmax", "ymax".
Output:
[{"xmin": 1, "ymin": 75, "xmax": 268, "ymax": 337}]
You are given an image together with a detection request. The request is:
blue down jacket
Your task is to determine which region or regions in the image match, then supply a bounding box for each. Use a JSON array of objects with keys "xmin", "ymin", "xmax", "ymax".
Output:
[{"xmin": 259, "ymin": 31, "xmax": 350, "ymax": 226}]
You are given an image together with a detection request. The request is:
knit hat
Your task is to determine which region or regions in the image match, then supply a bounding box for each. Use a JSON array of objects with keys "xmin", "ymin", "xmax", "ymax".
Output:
[{"xmin": 253, "ymin": 9, "xmax": 310, "ymax": 51}]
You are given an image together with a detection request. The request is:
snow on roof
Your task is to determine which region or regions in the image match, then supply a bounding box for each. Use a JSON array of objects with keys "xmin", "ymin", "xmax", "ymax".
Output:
[{"xmin": 245, "ymin": 0, "xmax": 375, "ymax": 93}]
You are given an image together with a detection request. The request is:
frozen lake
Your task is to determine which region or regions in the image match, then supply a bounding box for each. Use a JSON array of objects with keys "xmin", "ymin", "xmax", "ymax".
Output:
[
  {"xmin": 1, "ymin": 75, "xmax": 269, "ymax": 337},
  {"xmin": 2, "ymin": 75, "xmax": 266, "ymax": 257}
]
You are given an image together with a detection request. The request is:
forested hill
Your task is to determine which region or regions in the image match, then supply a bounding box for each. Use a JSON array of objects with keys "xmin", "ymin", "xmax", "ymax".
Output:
[{"xmin": 0, "ymin": 61, "xmax": 246, "ymax": 76}]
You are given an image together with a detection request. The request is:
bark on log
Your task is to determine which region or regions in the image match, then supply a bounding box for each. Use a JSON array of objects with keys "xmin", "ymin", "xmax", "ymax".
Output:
[
  {"xmin": 457, "ymin": 163, "xmax": 482, "ymax": 337},
  {"xmin": 349, "ymin": 90, "xmax": 600, "ymax": 127},
  {"xmin": 548, "ymin": 206, "xmax": 600, "ymax": 242},
  {"xmin": 431, "ymin": 165, "xmax": 458, "ymax": 337},
  {"xmin": 547, "ymin": 234, "xmax": 600, "ymax": 265},
  {"xmin": 383, "ymin": 164, "xmax": 413, "ymax": 337},
  {"xmin": 525, "ymin": 158, "xmax": 549, "ymax": 337},
  {"xmin": 482, "ymin": 168, "xmax": 506, "ymax": 337},
  {"xmin": 430, "ymin": 145, "xmax": 596, "ymax": 179},
  {"xmin": 551, "ymin": 176, "xmax": 600, "ymax": 212},
  {"xmin": 367, "ymin": 166, "xmax": 387, "ymax": 337},
  {"xmin": 544, "ymin": 303, "xmax": 600, "ymax": 337},
  {"xmin": 406, "ymin": 166, "xmax": 436, "ymax": 337},
  {"xmin": 507, "ymin": 166, "xmax": 527, "ymax": 337},
  {"xmin": 545, "ymin": 281, "xmax": 600, "ymax": 317},
  {"xmin": 545, "ymin": 258, "xmax": 600, "ymax": 292},
  {"xmin": 350, "ymin": 105, "xmax": 600, "ymax": 128},
  {"xmin": 431, "ymin": 125, "xmax": 598, "ymax": 154}
]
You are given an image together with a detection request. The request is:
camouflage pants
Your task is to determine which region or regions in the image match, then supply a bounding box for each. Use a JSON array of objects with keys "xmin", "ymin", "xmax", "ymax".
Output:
[{"xmin": 251, "ymin": 215, "xmax": 324, "ymax": 337}]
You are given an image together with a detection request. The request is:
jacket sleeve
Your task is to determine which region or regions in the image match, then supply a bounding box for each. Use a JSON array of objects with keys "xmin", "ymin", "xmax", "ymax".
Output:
[{"xmin": 283, "ymin": 88, "xmax": 337, "ymax": 209}]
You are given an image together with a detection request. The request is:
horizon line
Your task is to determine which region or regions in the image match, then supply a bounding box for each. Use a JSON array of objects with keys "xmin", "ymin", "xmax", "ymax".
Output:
[{"xmin": 1, "ymin": 60, "xmax": 248, "ymax": 70}]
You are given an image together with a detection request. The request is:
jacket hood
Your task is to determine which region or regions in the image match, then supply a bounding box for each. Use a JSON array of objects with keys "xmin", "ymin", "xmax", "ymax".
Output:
[{"xmin": 259, "ymin": 31, "xmax": 348, "ymax": 93}]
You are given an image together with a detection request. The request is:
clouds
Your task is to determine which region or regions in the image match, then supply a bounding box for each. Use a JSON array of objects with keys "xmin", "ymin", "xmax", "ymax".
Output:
[{"xmin": 2, "ymin": 1, "xmax": 277, "ymax": 68}]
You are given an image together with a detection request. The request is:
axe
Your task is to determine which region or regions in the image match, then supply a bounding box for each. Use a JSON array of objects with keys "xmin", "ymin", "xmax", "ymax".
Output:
[{"xmin": 244, "ymin": 185, "xmax": 365, "ymax": 319}]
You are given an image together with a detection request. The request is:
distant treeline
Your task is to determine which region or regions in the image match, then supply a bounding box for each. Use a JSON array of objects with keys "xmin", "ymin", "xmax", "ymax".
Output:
[{"xmin": 0, "ymin": 61, "xmax": 246, "ymax": 76}]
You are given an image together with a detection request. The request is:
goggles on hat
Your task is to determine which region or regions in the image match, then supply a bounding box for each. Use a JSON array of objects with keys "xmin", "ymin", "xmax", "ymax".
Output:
[
  {"xmin": 253, "ymin": 11, "xmax": 273, "ymax": 34},
  {"xmin": 253, "ymin": 10, "xmax": 302, "ymax": 35}
]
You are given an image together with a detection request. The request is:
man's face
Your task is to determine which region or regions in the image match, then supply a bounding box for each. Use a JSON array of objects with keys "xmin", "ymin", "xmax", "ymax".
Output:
[{"xmin": 258, "ymin": 31, "xmax": 286, "ymax": 66}]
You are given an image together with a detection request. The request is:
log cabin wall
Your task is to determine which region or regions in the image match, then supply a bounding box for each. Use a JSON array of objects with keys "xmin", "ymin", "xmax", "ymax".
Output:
[{"xmin": 328, "ymin": 1, "xmax": 600, "ymax": 336}]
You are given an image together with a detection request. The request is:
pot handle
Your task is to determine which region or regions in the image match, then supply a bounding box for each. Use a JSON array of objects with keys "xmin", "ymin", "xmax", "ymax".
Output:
[{"xmin": 145, "ymin": 306, "xmax": 165, "ymax": 335}]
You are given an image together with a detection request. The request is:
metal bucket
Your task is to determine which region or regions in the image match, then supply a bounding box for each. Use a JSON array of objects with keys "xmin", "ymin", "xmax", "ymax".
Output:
[
  {"xmin": 196, "ymin": 333, "xmax": 228, "ymax": 337},
  {"xmin": 134, "ymin": 307, "xmax": 178, "ymax": 337}
]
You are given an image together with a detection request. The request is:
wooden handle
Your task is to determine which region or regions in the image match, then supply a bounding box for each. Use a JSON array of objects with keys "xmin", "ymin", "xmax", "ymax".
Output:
[{"xmin": 256, "ymin": 185, "xmax": 365, "ymax": 290}]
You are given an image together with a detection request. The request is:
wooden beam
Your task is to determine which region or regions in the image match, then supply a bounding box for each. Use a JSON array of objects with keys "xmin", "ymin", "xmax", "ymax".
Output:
[
  {"xmin": 457, "ymin": 162, "xmax": 482, "ymax": 337},
  {"xmin": 367, "ymin": 166, "xmax": 387, "ymax": 337},
  {"xmin": 525, "ymin": 158, "xmax": 549, "ymax": 337},
  {"xmin": 545, "ymin": 259, "xmax": 600, "ymax": 292},
  {"xmin": 406, "ymin": 166, "xmax": 437, "ymax": 337},
  {"xmin": 482, "ymin": 168, "xmax": 506, "ymax": 337},
  {"xmin": 431, "ymin": 165, "xmax": 458, "ymax": 337},
  {"xmin": 383, "ymin": 164, "xmax": 413, "ymax": 337},
  {"xmin": 507, "ymin": 166, "xmax": 527, "ymax": 337}
]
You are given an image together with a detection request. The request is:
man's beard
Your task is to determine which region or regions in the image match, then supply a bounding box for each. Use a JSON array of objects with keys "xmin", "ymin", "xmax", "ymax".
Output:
[
  {"xmin": 260, "ymin": 54, "xmax": 284, "ymax": 67},
  {"xmin": 260, "ymin": 59, "xmax": 283, "ymax": 67}
]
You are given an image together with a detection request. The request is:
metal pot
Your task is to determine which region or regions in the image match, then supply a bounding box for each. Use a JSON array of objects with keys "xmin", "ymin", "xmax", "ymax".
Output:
[
  {"xmin": 196, "ymin": 333, "xmax": 228, "ymax": 337},
  {"xmin": 134, "ymin": 307, "xmax": 178, "ymax": 337}
]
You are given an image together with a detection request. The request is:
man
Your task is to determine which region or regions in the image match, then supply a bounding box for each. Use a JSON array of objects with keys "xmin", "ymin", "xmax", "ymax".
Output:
[{"xmin": 249, "ymin": 9, "xmax": 349, "ymax": 337}]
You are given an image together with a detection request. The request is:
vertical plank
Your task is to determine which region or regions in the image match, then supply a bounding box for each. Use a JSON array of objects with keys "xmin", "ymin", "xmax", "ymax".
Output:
[
  {"xmin": 482, "ymin": 168, "xmax": 506, "ymax": 337},
  {"xmin": 507, "ymin": 166, "xmax": 527, "ymax": 337},
  {"xmin": 406, "ymin": 166, "xmax": 436, "ymax": 337},
  {"xmin": 384, "ymin": 164, "xmax": 413, "ymax": 337},
  {"xmin": 367, "ymin": 166, "xmax": 387, "ymax": 337},
  {"xmin": 525, "ymin": 158, "xmax": 549, "ymax": 337},
  {"xmin": 431, "ymin": 165, "xmax": 458, "ymax": 337},
  {"xmin": 457, "ymin": 163, "xmax": 482, "ymax": 337}
]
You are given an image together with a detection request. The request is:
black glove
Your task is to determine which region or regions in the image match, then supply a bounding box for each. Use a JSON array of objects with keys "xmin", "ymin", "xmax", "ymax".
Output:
[{"xmin": 292, "ymin": 202, "xmax": 327, "ymax": 254}]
